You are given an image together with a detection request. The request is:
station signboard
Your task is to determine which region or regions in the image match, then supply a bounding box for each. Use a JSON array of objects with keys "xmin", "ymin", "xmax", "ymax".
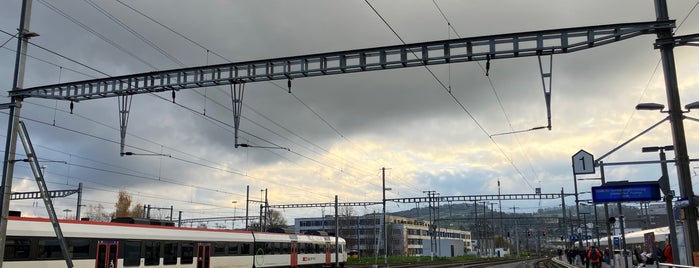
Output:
[{"xmin": 591, "ymin": 181, "xmax": 661, "ymax": 203}]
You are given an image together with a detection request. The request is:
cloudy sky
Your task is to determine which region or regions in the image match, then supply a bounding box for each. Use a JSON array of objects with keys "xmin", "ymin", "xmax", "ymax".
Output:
[{"xmin": 2, "ymin": 0, "xmax": 699, "ymax": 226}]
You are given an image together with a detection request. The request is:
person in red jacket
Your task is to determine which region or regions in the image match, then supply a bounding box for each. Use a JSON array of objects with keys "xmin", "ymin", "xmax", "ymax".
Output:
[
  {"xmin": 588, "ymin": 245, "xmax": 603, "ymax": 268},
  {"xmin": 663, "ymin": 243, "xmax": 673, "ymax": 264}
]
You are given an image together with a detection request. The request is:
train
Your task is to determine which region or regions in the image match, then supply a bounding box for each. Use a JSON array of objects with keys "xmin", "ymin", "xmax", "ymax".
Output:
[{"xmin": 2, "ymin": 216, "xmax": 347, "ymax": 268}]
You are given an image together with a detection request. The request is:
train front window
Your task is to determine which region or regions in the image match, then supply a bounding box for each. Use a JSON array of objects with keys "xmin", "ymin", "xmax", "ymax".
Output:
[{"xmin": 4, "ymin": 238, "xmax": 31, "ymax": 260}]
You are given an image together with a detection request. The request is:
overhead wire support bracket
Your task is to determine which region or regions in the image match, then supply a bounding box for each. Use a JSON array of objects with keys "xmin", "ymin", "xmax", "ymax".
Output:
[
  {"xmin": 118, "ymin": 94, "xmax": 132, "ymax": 156},
  {"xmin": 8, "ymin": 20, "xmax": 675, "ymax": 102},
  {"xmin": 231, "ymin": 81, "xmax": 245, "ymax": 148},
  {"xmin": 538, "ymin": 51, "xmax": 553, "ymax": 130}
]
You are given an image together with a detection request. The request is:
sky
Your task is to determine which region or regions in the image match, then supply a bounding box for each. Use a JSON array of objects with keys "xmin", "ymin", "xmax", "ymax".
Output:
[{"xmin": 2, "ymin": 0, "xmax": 699, "ymax": 227}]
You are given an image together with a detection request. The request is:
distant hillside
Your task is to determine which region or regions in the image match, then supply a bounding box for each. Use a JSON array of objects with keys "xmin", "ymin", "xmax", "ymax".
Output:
[{"xmin": 389, "ymin": 202, "xmax": 644, "ymax": 238}]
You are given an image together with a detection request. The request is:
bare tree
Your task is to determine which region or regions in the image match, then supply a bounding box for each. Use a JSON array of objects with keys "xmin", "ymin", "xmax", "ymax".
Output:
[
  {"xmin": 84, "ymin": 203, "xmax": 111, "ymax": 222},
  {"xmin": 341, "ymin": 206, "xmax": 355, "ymax": 217}
]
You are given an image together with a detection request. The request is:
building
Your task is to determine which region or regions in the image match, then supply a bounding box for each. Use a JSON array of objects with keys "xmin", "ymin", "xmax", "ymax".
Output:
[{"xmin": 295, "ymin": 214, "xmax": 471, "ymax": 257}]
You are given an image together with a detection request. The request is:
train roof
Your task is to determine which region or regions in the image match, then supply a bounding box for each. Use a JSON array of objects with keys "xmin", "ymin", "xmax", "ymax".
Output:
[{"xmin": 6, "ymin": 216, "xmax": 345, "ymax": 244}]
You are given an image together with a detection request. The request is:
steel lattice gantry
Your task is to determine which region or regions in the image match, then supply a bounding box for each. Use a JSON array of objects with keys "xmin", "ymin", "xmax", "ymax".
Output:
[
  {"xmin": 10, "ymin": 189, "xmax": 78, "ymax": 200},
  {"xmin": 387, "ymin": 193, "xmax": 574, "ymax": 203},
  {"xmin": 8, "ymin": 20, "xmax": 673, "ymax": 101},
  {"xmin": 268, "ymin": 201, "xmax": 382, "ymax": 209}
]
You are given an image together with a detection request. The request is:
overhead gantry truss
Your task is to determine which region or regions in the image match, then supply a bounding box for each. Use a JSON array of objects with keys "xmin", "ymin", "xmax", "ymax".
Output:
[
  {"xmin": 387, "ymin": 193, "xmax": 574, "ymax": 203},
  {"xmin": 266, "ymin": 193, "xmax": 573, "ymax": 208},
  {"xmin": 269, "ymin": 201, "xmax": 382, "ymax": 209},
  {"xmin": 9, "ymin": 20, "xmax": 674, "ymax": 101},
  {"xmin": 10, "ymin": 189, "xmax": 78, "ymax": 200}
]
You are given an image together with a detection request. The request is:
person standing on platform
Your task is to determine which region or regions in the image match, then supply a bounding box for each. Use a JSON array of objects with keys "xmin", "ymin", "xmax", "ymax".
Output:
[
  {"xmin": 588, "ymin": 245, "xmax": 603, "ymax": 268},
  {"xmin": 663, "ymin": 243, "xmax": 673, "ymax": 264}
]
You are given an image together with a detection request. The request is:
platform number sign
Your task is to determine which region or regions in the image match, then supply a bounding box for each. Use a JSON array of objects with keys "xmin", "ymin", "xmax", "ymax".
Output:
[{"xmin": 572, "ymin": 150, "xmax": 595, "ymax": 175}]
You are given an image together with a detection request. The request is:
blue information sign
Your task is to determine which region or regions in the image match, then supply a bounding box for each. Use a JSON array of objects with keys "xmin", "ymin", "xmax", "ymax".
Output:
[{"xmin": 592, "ymin": 182, "xmax": 661, "ymax": 203}]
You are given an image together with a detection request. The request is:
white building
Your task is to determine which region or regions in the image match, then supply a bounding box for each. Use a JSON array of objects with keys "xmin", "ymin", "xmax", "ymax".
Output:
[{"xmin": 295, "ymin": 214, "xmax": 471, "ymax": 257}]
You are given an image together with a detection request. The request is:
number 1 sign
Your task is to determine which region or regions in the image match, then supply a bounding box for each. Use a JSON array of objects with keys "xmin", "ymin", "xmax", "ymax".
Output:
[{"xmin": 572, "ymin": 149, "xmax": 595, "ymax": 174}]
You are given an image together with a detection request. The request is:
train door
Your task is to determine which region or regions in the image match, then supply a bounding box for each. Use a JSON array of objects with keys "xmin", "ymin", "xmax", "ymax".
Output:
[
  {"xmin": 95, "ymin": 240, "xmax": 118, "ymax": 268},
  {"xmin": 196, "ymin": 243, "xmax": 211, "ymax": 268},
  {"xmin": 325, "ymin": 243, "xmax": 331, "ymax": 267},
  {"xmin": 290, "ymin": 241, "xmax": 298, "ymax": 268}
]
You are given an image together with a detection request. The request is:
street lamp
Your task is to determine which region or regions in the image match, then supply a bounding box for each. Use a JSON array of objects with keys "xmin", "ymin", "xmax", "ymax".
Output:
[{"xmin": 641, "ymin": 145, "xmax": 680, "ymax": 264}]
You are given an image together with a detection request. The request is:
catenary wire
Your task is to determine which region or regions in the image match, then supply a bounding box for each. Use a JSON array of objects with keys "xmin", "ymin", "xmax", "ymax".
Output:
[
  {"xmin": 364, "ymin": 0, "xmax": 535, "ymax": 191},
  {"xmin": 431, "ymin": 0, "xmax": 540, "ymax": 188},
  {"xmin": 35, "ymin": 0, "xmax": 158, "ymax": 70}
]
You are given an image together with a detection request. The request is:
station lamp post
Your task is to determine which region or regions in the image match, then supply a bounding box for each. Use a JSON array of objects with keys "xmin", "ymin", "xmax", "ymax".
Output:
[{"xmin": 636, "ymin": 101, "xmax": 699, "ymax": 264}]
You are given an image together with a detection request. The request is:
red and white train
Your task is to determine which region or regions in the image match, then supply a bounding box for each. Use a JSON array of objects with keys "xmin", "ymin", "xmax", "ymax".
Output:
[{"xmin": 3, "ymin": 216, "xmax": 347, "ymax": 268}]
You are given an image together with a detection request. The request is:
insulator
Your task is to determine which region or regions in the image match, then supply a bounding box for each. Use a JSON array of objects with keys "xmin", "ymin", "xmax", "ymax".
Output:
[{"xmin": 485, "ymin": 54, "xmax": 491, "ymax": 76}]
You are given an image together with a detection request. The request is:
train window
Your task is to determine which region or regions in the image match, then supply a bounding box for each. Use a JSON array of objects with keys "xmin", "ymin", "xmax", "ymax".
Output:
[
  {"xmin": 37, "ymin": 239, "xmax": 62, "ymax": 259},
  {"xmin": 68, "ymin": 238, "xmax": 91, "ymax": 259},
  {"xmin": 273, "ymin": 243, "xmax": 280, "ymax": 254},
  {"xmin": 240, "ymin": 243, "xmax": 251, "ymax": 255},
  {"xmin": 213, "ymin": 242, "xmax": 226, "ymax": 256},
  {"xmin": 163, "ymin": 242, "xmax": 177, "ymax": 265},
  {"xmin": 227, "ymin": 242, "xmax": 239, "ymax": 255},
  {"xmin": 123, "ymin": 240, "xmax": 141, "ymax": 267},
  {"xmin": 4, "ymin": 238, "xmax": 31, "ymax": 260},
  {"xmin": 281, "ymin": 242, "xmax": 290, "ymax": 254},
  {"xmin": 180, "ymin": 243, "xmax": 194, "ymax": 264},
  {"xmin": 144, "ymin": 241, "xmax": 161, "ymax": 266}
]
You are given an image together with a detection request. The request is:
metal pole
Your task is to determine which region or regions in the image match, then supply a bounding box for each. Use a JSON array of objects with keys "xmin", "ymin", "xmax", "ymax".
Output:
[
  {"xmin": 618, "ymin": 203, "xmax": 629, "ymax": 268},
  {"xmin": 654, "ymin": 0, "xmax": 699, "ymax": 264},
  {"xmin": 573, "ymin": 173, "xmax": 582, "ymax": 248},
  {"xmin": 382, "ymin": 167, "xmax": 387, "ymax": 267},
  {"xmin": 498, "ymin": 180, "xmax": 503, "ymax": 250},
  {"xmin": 600, "ymin": 162, "xmax": 614, "ymax": 268},
  {"xmin": 335, "ymin": 195, "xmax": 339, "ymax": 268},
  {"xmin": 245, "ymin": 185, "xmax": 249, "ymax": 230},
  {"xmin": 659, "ymin": 149, "xmax": 680, "ymax": 263},
  {"xmin": 0, "ymin": 1, "xmax": 32, "ymax": 266},
  {"xmin": 75, "ymin": 182, "xmax": 82, "ymax": 220}
]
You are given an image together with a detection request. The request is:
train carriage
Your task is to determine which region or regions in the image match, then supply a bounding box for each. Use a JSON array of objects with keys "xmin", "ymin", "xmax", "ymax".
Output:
[{"xmin": 3, "ymin": 216, "xmax": 346, "ymax": 268}]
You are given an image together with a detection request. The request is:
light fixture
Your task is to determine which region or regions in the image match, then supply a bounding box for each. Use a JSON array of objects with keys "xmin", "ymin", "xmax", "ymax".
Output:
[
  {"xmin": 685, "ymin": 101, "xmax": 699, "ymax": 110},
  {"xmin": 635, "ymin": 103, "xmax": 665, "ymax": 111}
]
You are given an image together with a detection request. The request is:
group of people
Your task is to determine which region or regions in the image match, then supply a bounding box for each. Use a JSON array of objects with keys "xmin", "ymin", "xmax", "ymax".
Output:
[
  {"xmin": 559, "ymin": 242, "xmax": 673, "ymax": 268},
  {"xmin": 562, "ymin": 246, "xmax": 609, "ymax": 268}
]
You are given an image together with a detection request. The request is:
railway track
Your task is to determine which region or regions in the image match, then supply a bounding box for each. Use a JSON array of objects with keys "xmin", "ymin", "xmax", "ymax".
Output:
[{"xmin": 534, "ymin": 258, "xmax": 568, "ymax": 268}]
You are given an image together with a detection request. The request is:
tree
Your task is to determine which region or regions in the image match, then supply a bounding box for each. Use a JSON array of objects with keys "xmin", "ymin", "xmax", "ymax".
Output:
[
  {"xmin": 341, "ymin": 206, "xmax": 355, "ymax": 217},
  {"xmin": 266, "ymin": 209, "xmax": 287, "ymax": 228},
  {"xmin": 84, "ymin": 203, "xmax": 111, "ymax": 222},
  {"xmin": 249, "ymin": 209, "xmax": 288, "ymax": 230},
  {"xmin": 113, "ymin": 190, "xmax": 144, "ymax": 218}
]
